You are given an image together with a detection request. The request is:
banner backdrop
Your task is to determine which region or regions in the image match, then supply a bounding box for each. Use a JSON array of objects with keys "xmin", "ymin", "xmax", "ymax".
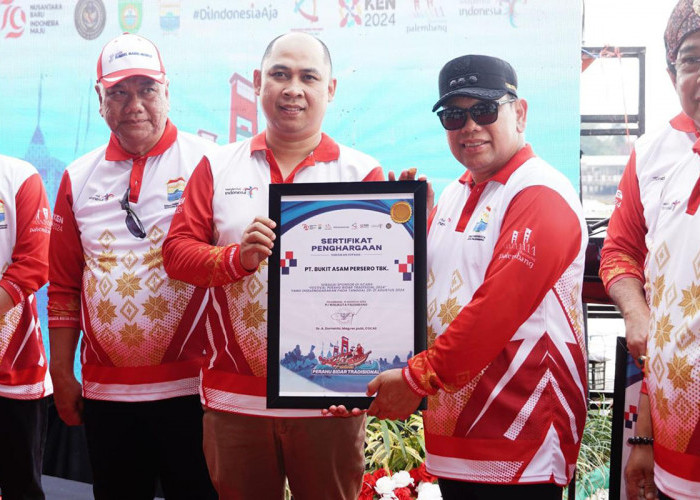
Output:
[{"xmin": 0, "ymin": 0, "xmax": 581, "ymax": 371}]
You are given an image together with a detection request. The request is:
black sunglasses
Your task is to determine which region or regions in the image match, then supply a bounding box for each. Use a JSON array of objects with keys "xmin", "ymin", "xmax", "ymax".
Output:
[
  {"xmin": 120, "ymin": 188, "xmax": 146, "ymax": 239},
  {"xmin": 437, "ymin": 98, "xmax": 516, "ymax": 130}
]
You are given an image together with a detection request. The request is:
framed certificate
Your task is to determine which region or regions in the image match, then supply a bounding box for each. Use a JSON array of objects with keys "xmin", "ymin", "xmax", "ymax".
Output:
[{"xmin": 267, "ymin": 181, "xmax": 427, "ymax": 409}]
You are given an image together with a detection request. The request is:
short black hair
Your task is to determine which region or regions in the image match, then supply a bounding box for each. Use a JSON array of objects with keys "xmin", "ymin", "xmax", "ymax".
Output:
[{"xmin": 261, "ymin": 32, "xmax": 333, "ymax": 75}]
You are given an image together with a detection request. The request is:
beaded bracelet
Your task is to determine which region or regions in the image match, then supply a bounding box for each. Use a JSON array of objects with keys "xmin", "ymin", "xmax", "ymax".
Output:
[{"xmin": 627, "ymin": 436, "xmax": 654, "ymax": 445}]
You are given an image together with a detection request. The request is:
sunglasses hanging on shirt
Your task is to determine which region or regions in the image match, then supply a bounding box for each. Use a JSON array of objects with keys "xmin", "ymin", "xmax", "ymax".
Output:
[{"xmin": 120, "ymin": 187, "xmax": 147, "ymax": 239}]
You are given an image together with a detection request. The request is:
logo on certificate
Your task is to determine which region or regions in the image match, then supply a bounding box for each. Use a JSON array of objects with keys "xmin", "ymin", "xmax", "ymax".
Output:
[
  {"xmin": 390, "ymin": 201, "xmax": 412, "ymax": 224},
  {"xmin": 395, "ymin": 255, "xmax": 414, "ymax": 281},
  {"xmin": 280, "ymin": 250, "xmax": 297, "ymax": 275}
]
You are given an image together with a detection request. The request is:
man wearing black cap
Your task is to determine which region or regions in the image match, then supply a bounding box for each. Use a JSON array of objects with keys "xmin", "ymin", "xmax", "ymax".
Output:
[
  {"xmin": 603, "ymin": 1, "xmax": 700, "ymax": 499},
  {"xmin": 364, "ymin": 54, "xmax": 588, "ymax": 499}
]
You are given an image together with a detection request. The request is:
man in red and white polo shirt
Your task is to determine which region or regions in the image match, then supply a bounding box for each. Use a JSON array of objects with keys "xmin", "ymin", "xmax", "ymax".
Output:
[
  {"xmin": 364, "ymin": 54, "xmax": 588, "ymax": 499},
  {"xmin": 598, "ymin": 4, "xmax": 700, "ymax": 364},
  {"xmin": 47, "ymin": 33, "xmax": 216, "ymax": 500},
  {"xmin": 0, "ymin": 154, "xmax": 51, "ymax": 500},
  {"xmin": 163, "ymin": 32, "xmax": 383, "ymax": 499},
  {"xmin": 619, "ymin": 1, "xmax": 700, "ymax": 498}
]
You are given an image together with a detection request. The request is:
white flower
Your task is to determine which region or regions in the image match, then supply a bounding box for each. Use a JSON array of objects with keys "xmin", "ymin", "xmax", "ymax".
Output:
[
  {"xmin": 392, "ymin": 470, "xmax": 415, "ymax": 488},
  {"xmin": 374, "ymin": 476, "xmax": 396, "ymax": 496},
  {"xmin": 416, "ymin": 481, "xmax": 442, "ymax": 499}
]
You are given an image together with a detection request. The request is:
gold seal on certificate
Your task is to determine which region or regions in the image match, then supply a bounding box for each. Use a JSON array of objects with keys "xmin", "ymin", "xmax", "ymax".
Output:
[{"xmin": 390, "ymin": 201, "xmax": 413, "ymax": 224}]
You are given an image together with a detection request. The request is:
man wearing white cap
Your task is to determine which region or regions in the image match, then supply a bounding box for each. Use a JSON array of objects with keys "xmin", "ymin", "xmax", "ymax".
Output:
[{"xmin": 47, "ymin": 33, "xmax": 216, "ymax": 500}]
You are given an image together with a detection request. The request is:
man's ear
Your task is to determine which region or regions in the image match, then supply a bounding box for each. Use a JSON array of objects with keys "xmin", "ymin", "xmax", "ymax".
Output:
[
  {"xmin": 327, "ymin": 77, "xmax": 337, "ymax": 102},
  {"xmin": 95, "ymin": 84, "xmax": 104, "ymax": 116},
  {"xmin": 253, "ymin": 69, "xmax": 262, "ymax": 96},
  {"xmin": 164, "ymin": 81, "xmax": 171, "ymax": 112},
  {"xmin": 515, "ymin": 98, "xmax": 528, "ymax": 133}
]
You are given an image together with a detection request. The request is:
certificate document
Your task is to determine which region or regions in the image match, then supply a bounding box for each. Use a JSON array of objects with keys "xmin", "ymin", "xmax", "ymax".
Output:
[{"xmin": 267, "ymin": 181, "xmax": 426, "ymax": 409}]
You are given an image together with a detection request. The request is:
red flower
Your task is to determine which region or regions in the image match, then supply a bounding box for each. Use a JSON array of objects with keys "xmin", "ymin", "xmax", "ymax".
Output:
[
  {"xmin": 408, "ymin": 469, "xmax": 420, "ymax": 494},
  {"xmin": 373, "ymin": 468, "xmax": 389, "ymax": 480},
  {"xmin": 394, "ymin": 487, "xmax": 413, "ymax": 500},
  {"xmin": 411, "ymin": 463, "xmax": 437, "ymax": 484},
  {"xmin": 359, "ymin": 473, "xmax": 377, "ymax": 500}
]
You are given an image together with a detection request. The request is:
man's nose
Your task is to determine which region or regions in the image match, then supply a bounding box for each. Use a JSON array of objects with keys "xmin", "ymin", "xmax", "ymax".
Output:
[
  {"xmin": 283, "ymin": 79, "xmax": 303, "ymax": 97},
  {"xmin": 124, "ymin": 94, "xmax": 146, "ymax": 112},
  {"xmin": 460, "ymin": 113, "xmax": 481, "ymax": 132}
]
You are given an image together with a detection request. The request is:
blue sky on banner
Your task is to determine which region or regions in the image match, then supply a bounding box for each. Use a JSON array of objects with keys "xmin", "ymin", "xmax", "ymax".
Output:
[
  {"xmin": 0, "ymin": 0, "xmax": 580, "ymax": 201},
  {"xmin": 0, "ymin": 0, "xmax": 579, "ymax": 371}
]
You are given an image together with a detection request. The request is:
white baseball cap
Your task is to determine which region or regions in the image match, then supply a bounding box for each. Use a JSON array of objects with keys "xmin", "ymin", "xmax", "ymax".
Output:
[{"xmin": 97, "ymin": 33, "xmax": 166, "ymax": 88}]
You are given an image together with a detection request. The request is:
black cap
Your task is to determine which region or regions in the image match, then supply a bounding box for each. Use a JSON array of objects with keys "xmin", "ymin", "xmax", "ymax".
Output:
[{"xmin": 432, "ymin": 55, "xmax": 518, "ymax": 112}]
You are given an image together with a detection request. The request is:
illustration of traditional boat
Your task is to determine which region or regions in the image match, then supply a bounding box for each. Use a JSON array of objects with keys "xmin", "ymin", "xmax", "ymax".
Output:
[{"xmin": 318, "ymin": 336, "xmax": 371, "ymax": 369}]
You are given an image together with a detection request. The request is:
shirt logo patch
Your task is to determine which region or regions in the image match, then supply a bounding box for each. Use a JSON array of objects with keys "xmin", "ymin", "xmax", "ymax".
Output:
[
  {"xmin": 89, "ymin": 193, "xmax": 116, "ymax": 202},
  {"xmin": 661, "ymin": 199, "xmax": 681, "ymax": 211},
  {"xmin": 225, "ymin": 186, "xmax": 259, "ymax": 198},
  {"xmin": 437, "ymin": 216, "xmax": 452, "ymax": 226},
  {"xmin": 52, "ymin": 213, "xmax": 64, "ymax": 232},
  {"xmin": 167, "ymin": 177, "xmax": 186, "ymax": 202},
  {"xmin": 472, "ymin": 206, "xmax": 491, "ymax": 232},
  {"xmin": 164, "ymin": 177, "xmax": 187, "ymax": 209},
  {"xmin": 467, "ymin": 206, "xmax": 490, "ymax": 241},
  {"xmin": 0, "ymin": 199, "xmax": 6, "ymax": 229},
  {"xmin": 32, "ymin": 208, "xmax": 52, "ymax": 234},
  {"xmin": 614, "ymin": 189, "xmax": 623, "ymax": 209},
  {"xmin": 497, "ymin": 228, "xmax": 536, "ymax": 269}
]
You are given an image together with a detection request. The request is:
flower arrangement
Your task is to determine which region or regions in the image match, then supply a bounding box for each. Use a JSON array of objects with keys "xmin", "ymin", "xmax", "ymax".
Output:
[
  {"xmin": 361, "ymin": 414, "xmax": 442, "ymax": 498},
  {"xmin": 359, "ymin": 464, "xmax": 442, "ymax": 500},
  {"xmin": 361, "ymin": 404, "xmax": 614, "ymax": 500}
]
